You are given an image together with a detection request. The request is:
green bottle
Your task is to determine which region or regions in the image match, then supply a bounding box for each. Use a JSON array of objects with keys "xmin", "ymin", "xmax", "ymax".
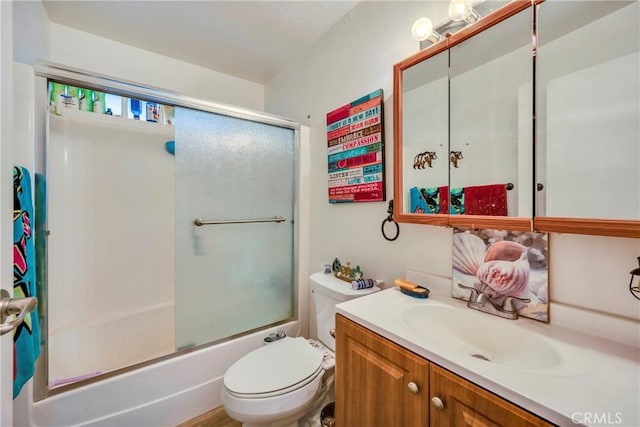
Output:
[
  {"xmin": 49, "ymin": 82, "xmax": 66, "ymax": 115},
  {"xmin": 92, "ymin": 91, "xmax": 106, "ymax": 114},
  {"xmin": 65, "ymin": 86, "xmax": 79, "ymax": 109},
  {"xmin": 79, "ymin": 88, "xmax": 94, "ymax": 112}
]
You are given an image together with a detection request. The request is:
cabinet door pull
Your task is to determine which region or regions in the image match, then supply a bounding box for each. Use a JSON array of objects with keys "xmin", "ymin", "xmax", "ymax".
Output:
[
  {"xmin": 431, "ymin": 396, "xmax": 445, "ymax": 410},
  {"xmin": 407, "ymin": 382, "xmax": 419, "ymax": 394}
]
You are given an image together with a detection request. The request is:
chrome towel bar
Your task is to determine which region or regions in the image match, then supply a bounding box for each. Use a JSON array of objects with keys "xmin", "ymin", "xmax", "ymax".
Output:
[{"xmin": 194, "ymin": 216, "xmax": 286, "ymax": 226}]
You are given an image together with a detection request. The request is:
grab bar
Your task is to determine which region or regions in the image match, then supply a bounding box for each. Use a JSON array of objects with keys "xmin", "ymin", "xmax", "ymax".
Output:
[{"xmin": 194, "ymin": 216, "xmax": 286, "ymax": 226}]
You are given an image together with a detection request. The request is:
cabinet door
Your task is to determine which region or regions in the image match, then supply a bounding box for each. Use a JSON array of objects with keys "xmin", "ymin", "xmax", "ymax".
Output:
[
  {"xmin": 336, "ymin": 315, "xmax": 429, "ymax": 427},
  {"xmin": 429, "ymin": 364, "xmax": 551, "ymax": 427},
  {"xmin": 533, "ymin": 0, "xmax": 640, "ymax": 238},
  {"xmin": 393, "ymin": 1, "xmax": 535, "ymax": 231},
  {"xmin": 448, "ymin": 3, "xmax": 534, "ymax": 230}
]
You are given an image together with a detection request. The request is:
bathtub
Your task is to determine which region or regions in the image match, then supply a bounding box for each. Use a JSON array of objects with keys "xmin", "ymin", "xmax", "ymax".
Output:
[
  {"xmin": 15, "ymin": 320, "xmax": 300, "ymax": 426},
  {"xmin": 48, "ymin": 303, "xmax": 176, "ymax": 388}
]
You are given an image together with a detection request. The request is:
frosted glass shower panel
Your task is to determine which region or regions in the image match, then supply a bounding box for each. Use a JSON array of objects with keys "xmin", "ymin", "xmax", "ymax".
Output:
[{"xmin": 175, "ymin": 108, "xmax": 295, "ymax": 349}]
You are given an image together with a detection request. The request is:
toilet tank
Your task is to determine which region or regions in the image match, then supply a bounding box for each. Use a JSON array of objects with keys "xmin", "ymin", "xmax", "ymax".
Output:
[{"xmin": 310, "ymin": 272, "xmax": 379, "ymax": 351}]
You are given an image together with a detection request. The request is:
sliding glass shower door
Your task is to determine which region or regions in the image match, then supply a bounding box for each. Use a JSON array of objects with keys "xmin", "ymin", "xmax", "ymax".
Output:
[
  {"xmin": 174, "ymin": 108, "xmax": 296, "ymax": 349},
  {"xmin": 42, "ymin": 74, "xmax": 298, "ymax": 394}
]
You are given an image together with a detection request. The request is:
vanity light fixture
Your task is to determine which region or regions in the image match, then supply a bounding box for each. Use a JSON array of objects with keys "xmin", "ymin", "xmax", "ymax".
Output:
[
  {"xmin": 448, "ymin": 0, "xmax": 473, "ymax": 22},
  {"xmin": 412, "ymin": 0, "xmax": 484, "ymax": 48},
  {"xmin": 411, "ymin": 17, "xmax": 444, "ymax": 43}
]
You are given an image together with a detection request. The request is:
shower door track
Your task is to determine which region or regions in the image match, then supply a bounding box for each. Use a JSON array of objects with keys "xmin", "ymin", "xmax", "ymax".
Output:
[{"xmin": 34, "ymin": 61, "xmax": 300, "ymax": 131}]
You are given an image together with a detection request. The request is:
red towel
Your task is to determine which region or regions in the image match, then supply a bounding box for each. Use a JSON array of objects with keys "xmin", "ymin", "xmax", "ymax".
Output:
[
  {"xmin": 464, "ymin": 184, "xmax": 507, "ymax": 216},
  {"xmin": 439, "ymin": 186, "xmax": 448, "ymax": 214}
]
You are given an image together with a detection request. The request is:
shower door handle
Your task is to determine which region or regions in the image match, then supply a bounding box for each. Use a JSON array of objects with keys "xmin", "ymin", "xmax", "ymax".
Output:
[{"xmin": 0, "ymin": 289, "xmax": 38, "ymax": 336}]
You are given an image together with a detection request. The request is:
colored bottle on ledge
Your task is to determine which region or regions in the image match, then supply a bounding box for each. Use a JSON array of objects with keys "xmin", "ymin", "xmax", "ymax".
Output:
[
  {"xmin": 92, "ymin": 92, "xmax": 106, "ymax": 114},
  {"xmin": 79, "ymin": 88, "xmax": 93, "ymax": 112},
  {"xmin": 130, "ymin": 99, "xmax": 142, "ymax": 120},
  {"xmin": 146, "ymin": 102, "xmax": 159, "ymax": 123}
]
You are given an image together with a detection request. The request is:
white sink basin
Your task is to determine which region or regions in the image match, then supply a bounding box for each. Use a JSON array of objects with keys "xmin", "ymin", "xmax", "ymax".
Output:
[{"xmin": 400, "ymin": 304, "xmax": 565, "ymax": 373}]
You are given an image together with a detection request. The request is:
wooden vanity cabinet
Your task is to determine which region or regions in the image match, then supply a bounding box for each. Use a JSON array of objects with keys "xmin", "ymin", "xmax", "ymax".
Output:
[
  {"xmin": 429, "ymin": 364, "xmax": 551, "ymax": 427},
  {"xmin": 336, "ymin": 315, "xmax": 552, "ymax": 427},
  {"xmin": 335, "ymin": 314, "xmax": 429, "ymax": 427}
]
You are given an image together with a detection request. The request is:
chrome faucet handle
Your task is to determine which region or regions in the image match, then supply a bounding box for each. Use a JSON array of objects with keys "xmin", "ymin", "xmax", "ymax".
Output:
[
  {"xmin": 457, "ymin": 283, "xmax": 475, "ymax": 292},
  {"xmin": 457, "ymin": 284, "xmax": 487, "ymax": 305},
  {"xmin": 457, "ymin": 283, "xmax": 477, "ymax": 299},
  {"xmin": 501, "ymin": 296, "xmax": 531, "ymax": 313}
]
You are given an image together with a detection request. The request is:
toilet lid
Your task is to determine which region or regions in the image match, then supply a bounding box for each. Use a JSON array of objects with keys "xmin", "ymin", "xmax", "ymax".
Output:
[{"xmin": 224, "ymin": 337, "xmax": 324, "ymax": 395}]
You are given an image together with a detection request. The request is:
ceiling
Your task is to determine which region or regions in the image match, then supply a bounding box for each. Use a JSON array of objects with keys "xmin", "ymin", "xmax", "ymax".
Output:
[{"xmin": 42, "ymin": 0, "xmax": 361, "ymax": 84}]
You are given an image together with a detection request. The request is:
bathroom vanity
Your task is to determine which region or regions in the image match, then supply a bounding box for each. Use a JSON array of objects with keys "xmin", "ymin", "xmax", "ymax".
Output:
[
  {"xmin": 336, "ymin": 315, "xmax": 549, "ymax": 426},
  {"xmin": 335, "ymin": 288, "xmax": 639, "ymax": 427}
]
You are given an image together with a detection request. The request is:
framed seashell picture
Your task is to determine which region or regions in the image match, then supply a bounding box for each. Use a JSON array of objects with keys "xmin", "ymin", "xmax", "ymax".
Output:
[{"xmin": 452, "ymin": 228, "xmax": 549, "ymax": 322}]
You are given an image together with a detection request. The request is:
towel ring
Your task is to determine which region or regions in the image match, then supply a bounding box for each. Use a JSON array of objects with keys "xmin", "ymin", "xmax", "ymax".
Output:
[{"xmin": 381, "ymin": 200, "xmax": 399, "ymax": 241}]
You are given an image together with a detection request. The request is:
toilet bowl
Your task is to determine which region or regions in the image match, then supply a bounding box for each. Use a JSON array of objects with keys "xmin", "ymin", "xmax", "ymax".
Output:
[
  {"xmin": 221, "ymin": 337, "xmax": 331, "ymax": 427},
  {"xmin": 221, "ymin": 272, "xmax": 379, "ymax": 427}
]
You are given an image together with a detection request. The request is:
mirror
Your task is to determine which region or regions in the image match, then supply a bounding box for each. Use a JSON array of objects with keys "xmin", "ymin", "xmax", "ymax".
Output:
[
  {"xmin": 398, "ymin": 48, "xmax": 449, "ymax": 224},
  {"xmin": 449, "ymin": 7, "xmax": 533, "ymax": 221},
  {"xmin": 393, "ymin": 1, "xmax": 534, "ymax": 230},
  {"xmin": 535, "ymin": 0, "xmax": 640, "ymax": 238}
]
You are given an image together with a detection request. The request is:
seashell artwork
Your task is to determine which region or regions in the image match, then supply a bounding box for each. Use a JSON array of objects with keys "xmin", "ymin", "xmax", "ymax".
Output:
[{"xmin": 452, "ymin": 228, "xmax": 549, "ymax": 322}]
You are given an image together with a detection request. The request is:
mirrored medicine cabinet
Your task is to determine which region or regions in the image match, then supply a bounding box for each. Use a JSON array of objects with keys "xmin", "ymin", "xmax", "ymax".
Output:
[
  {"xmin": 394, "ymin": 1, "xmax": 534, "ymax": 232},
  {"xmin": 534, "ymin": 0, "xmax": 640, "ymax": 238},
  {"xmin": 393, "ymin": 0, "xmax": 640, "ymax": 238}
]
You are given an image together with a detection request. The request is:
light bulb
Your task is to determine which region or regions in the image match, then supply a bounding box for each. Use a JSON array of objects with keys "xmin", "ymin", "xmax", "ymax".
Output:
[
  {"xmin": 448, "ymin": 0, "xmax": 472, "ymax": 22},
  {"xmin": 411, "ymin": 17, "xmax": 434, "ymax": 42}
]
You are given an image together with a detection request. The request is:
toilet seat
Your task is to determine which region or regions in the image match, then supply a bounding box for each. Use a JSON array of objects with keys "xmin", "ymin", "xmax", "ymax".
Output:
[
  {"xmin": 225, "ymin": 364, "xmax": 324, "ymax": 399},
  {"xmin": 223, "ymin": 337, "xmax": 324, "ymax": 399}
]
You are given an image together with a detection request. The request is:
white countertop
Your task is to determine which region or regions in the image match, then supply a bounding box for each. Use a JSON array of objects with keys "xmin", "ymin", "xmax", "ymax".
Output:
[{"xmin": 336, "ymin": 288, "xmax": 640, "ymax": 427}]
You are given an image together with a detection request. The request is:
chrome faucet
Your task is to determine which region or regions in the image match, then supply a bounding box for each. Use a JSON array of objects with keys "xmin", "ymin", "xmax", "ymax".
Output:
[{"xmin": 457, "ymin": 284, "xmax": 530, "ymax": 320}]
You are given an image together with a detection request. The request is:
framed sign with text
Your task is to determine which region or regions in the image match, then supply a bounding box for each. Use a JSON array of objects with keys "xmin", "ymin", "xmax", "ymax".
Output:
[{"xmin": 326, "ymin": 89, "xmax": 385, "ymax": 203}]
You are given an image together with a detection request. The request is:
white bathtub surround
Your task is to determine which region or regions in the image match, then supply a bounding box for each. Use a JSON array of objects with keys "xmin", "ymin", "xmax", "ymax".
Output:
[
  {"xmin": 15, "ymin": 321, "xmax": 300, "ymax": 426},
  {"xmin": 48, "ymin": 303, "xmax": 175, "ymax": 387},
  {"xmin": 46, "ymin": 108, "xmax": 176, "ymax": 386}
]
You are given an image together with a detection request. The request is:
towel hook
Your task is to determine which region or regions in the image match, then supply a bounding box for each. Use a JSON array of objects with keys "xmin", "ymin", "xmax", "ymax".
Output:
[{"xmin": 381, "ymin": 200, "xmax": 400, "ymax": 241}]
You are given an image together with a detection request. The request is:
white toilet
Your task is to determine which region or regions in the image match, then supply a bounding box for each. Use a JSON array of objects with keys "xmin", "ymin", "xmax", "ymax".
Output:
[{"xmin": 220, "ymin": 272, "xmax": 379, "ymax": 427}]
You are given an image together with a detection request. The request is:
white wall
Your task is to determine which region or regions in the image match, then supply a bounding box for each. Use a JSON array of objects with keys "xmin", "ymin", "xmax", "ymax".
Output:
[
  {"xmin": 13, "ymin": 0, "xmax": 49, "ymax": 66},
  {"xmin": 266, "ymin": 2, "xmax": 455, "ymax": 342},
  {"xmin": 265, "ymin": 1, "xmax": 640, "ymax": 333},
  {"xmin": 47, "ymin": 22, "xmax": 265, "ymax": 112},
  {"xmin": 1, "ymin": 2, "xmax": 16, "ymax": 425}
]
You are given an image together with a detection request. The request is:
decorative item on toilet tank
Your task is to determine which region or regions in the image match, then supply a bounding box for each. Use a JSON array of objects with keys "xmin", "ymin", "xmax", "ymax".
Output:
[{"xmin": 452, "ymin": 228, "xmax": 549, "ymax": 322}]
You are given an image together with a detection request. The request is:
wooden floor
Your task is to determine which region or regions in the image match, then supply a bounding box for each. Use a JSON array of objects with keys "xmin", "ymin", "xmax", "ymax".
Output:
[{"xmin": 177, "ymin": 406, "xmax": 242, "ymax": 427}]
